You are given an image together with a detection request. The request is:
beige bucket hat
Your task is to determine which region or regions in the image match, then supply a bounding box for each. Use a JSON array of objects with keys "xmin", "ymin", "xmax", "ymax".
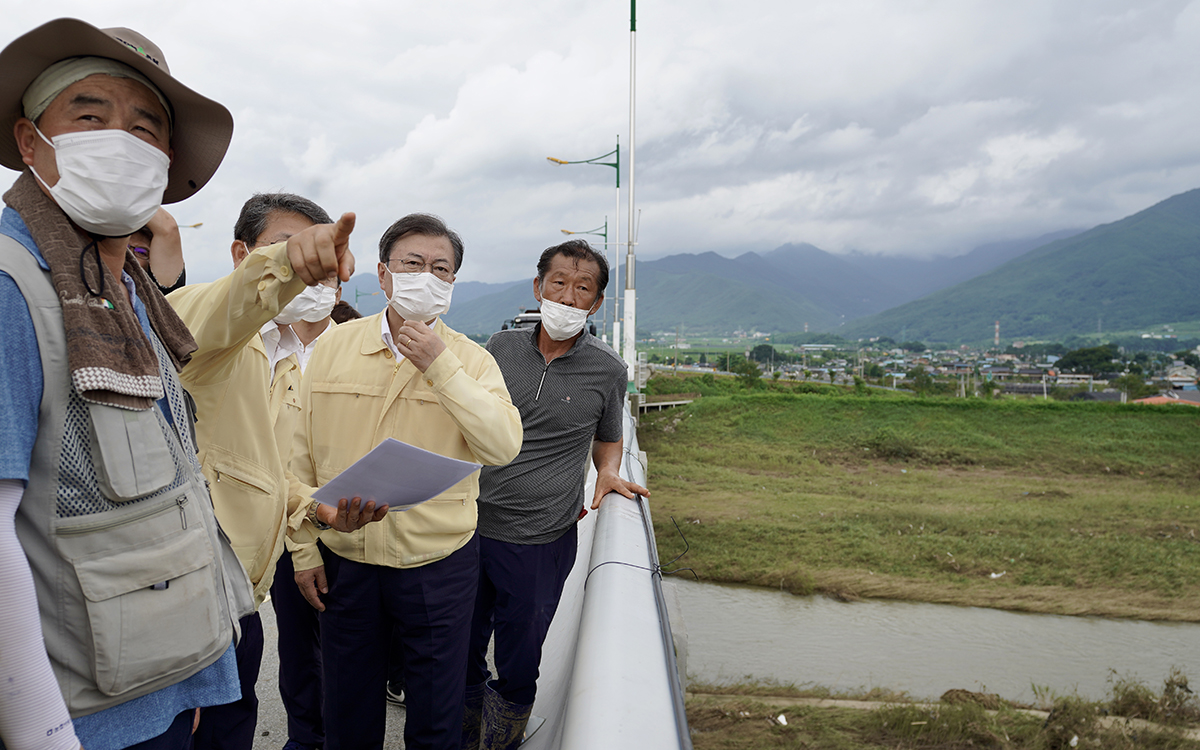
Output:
[{"xmin": 0, "ymin": 18, "xmax": 233, "ymax": 203}]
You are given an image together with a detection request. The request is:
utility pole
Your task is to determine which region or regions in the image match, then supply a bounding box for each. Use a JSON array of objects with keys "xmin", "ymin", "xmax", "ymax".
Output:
[
  {"xmin": 674, "ymin": 324, "xmax": 679, "ymax": 375},
  {"xmin": 622, "ymin": 0, "xmax": 638, "ymax": 380}
]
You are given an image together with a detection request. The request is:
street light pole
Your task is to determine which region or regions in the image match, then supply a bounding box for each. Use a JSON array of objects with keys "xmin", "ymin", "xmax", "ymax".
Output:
[
  {"xmin": 623, "ymin": 0, "xmax": 638, "ymax": 380},
  {"xmin": 354, "ymin": 289, "xmax": 379, "ymax": 310},
  {"xmin": 547, "ymin": 142, "xmax": 621, "ymax": 356}
]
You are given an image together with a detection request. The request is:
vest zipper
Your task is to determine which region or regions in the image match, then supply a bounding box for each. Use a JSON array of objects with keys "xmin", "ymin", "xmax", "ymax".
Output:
[{"xmin": 57, "ymin": 495, "xmax": 187, "ymax": 536}]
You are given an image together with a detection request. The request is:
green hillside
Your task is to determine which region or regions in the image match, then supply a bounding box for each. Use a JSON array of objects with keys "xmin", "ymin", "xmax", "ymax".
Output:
[
  {"xmin": 636, "ymin": 268, "xmax": 838, "ymax": 333},
  {"xmin": 443, "ymin": 252, "xmax": 843, "ymax": 336},
  {"xmin": 441, "ymin": 280, "xmax": 537, "ymax": 334},
  {"xmin": 840, "ymin": 188, "xmax": 1200, "ymax": 344},
  {"xmin": 441, "ymin": 268, "xmax": 835, "ymax": 336}
]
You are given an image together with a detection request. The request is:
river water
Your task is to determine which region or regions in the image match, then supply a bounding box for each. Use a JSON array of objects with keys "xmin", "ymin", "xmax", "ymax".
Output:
[{"xmin": 669, "ymin": 578, "xmax": 1200, "ymax": 703}]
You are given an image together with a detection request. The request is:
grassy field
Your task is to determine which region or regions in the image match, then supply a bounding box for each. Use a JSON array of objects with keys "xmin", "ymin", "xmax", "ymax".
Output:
[{"xmin": 639, "ymin": 391, "xmax": 1200, "ymax": 620}]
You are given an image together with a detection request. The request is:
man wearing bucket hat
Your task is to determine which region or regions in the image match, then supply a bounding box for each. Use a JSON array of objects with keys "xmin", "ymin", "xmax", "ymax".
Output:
[{"xmin": 0, "ymin": 18, "xmax": 354, "ymax": 750}]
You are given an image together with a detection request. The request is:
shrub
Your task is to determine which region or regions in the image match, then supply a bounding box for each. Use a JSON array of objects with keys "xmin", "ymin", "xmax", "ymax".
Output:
[{"xmin": 1038, "ymin": 696, "xmax": 1100, "ymax": 750}]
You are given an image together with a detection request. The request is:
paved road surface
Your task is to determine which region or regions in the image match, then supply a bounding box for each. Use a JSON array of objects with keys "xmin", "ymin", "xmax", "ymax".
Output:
[
  {"xmin": 251, "ymin": 594, "xmax": 496, "ymax": 749},
  {"xmin": 251, "ymin": 595, "xmax": 409, "ymax": 749}
]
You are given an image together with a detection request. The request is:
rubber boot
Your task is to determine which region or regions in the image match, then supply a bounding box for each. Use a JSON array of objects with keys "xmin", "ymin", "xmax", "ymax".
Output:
[
  {"xmin": 480, "ymin": 680, "xmax": 533, "ymax": 750},
  {"xmin": 461, "ymin": 680, "xmax": 487, "ymax": 750}
]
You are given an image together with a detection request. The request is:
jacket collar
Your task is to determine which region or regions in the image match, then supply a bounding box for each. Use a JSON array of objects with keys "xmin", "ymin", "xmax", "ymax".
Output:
[
  {"xmin": 530, "ymin": 322, "xmax": 591, "ymax": 361},
  {"xmin": 361, "ymin": 311, "xmax": 389, "ymax": 356}
]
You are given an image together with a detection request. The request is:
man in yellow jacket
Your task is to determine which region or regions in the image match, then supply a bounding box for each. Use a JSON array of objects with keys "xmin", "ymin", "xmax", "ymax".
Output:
[
  {"xmin": 289, "ymin": 212, "xmax": 522, "ymax": 750},
  {"xmin": 169, "ymin": 197, "xmax": 385, "ymax": 750}
]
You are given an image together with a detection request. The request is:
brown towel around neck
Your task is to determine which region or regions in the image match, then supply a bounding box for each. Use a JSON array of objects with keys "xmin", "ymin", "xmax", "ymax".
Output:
[{"xmin": 4, "ymin": 171, "xmax": 197, "ymax": 410}]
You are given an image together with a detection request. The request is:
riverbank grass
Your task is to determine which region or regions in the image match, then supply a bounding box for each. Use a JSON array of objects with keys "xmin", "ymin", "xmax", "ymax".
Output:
[
  {"xmin": 686, "ymin": 670, "xmax": 1200, "ymax": 750},
  {"xmin": 687, "ymin": 696, "xmax": 1200, "ymax": 750},
  {"xmin": 641, "ymin": 393, "xmax": 1200, "ymax": 620}
]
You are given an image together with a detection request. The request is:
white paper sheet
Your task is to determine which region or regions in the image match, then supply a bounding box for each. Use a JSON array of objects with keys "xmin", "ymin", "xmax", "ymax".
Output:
[{"xmin": 311, "ymin": 438, "xmax": 482, "ymax": 511}]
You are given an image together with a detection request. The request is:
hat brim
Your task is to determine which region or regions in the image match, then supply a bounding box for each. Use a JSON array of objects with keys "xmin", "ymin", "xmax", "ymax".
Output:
[{"xmin": 0, "ymin": 18, "xmax": 233, "ymax": 204}]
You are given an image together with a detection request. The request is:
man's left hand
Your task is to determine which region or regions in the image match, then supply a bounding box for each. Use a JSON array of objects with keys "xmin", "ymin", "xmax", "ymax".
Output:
[
  {"xmin": 591, "ymin": 471, "xmax": 649, "ymax": 510},
  {"xmin": 395, "ymin": 319, "xmax": 446, "ymax": 372},
  {"xmin": 315, "ymin": 496, "xmax": 389, "ymax": 532},
  {"xmin": 144, "ymin": 207, "xmax": 184, "ymax": 286}
]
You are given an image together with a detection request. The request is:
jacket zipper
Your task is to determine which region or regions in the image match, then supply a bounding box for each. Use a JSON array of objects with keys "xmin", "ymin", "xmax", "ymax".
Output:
[{"xmin": 57, "ymin": 495, "xmax": 190, "ymax": 536}]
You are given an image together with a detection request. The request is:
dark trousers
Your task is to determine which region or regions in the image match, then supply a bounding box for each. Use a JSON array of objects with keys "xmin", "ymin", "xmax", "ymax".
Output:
[
  {"xmin": 270, "ymin": 549, "xmax": 324, "ymax": 748},
  {"xmin": 320, "ymin": 536, "xmax": 479, "ymax": 750},
  {"xmin": 466, "ymin": 526, "xmax": 577, "ymax": 706},
  {"xmin": 193, "ymin": 611, "xmax": 264, "ymax": 750},
  {"xmin": 125, "ymin": 708, "xmax": 194, "ymax": 750},
  {"xmin": 388, "ymin": 623, "xmax": 405, "ymax": 691}
]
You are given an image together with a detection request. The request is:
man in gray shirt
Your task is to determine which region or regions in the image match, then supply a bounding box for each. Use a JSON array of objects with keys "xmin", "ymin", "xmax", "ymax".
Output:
[{"xmin": 464, "ymin": 239, "xmax": 649, "ymax": 749}]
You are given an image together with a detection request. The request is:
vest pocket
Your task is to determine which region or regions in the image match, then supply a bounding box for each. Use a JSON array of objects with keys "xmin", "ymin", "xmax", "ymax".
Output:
[
  {"xmin": 88, "ymin": 401, "xmax": 175, "ymax": 501},
  {"xmin": 55, "ymin": 487, "xmax": 227, "ymax": 697}
]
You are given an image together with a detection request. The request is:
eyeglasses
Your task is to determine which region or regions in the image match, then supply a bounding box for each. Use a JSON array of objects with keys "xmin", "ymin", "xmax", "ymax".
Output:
[
  {"xmin": 128, "ymin": 244, "xmax": 149, "ymax": 256},
  {"xmin": 387, "ymin": 258, "xmax": 454, "ymax": 282}
]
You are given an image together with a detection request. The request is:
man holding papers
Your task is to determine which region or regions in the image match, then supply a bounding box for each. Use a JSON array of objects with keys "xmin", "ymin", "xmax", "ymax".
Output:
[{"xmin": 288, "ymin": 213, "xmax": 521, "ymax": 750}]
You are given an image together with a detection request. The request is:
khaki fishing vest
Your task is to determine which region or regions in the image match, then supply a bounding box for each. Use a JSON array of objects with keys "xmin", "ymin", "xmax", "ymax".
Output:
[{"xmin": 0, "ymin": 234, "xmax": 254, "ymax": 717}]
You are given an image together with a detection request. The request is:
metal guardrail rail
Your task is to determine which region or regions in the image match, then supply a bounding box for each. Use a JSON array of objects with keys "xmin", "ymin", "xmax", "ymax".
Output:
[{"xmin": 522, "ymin": 406, "xmax": 692, "ymax": 750}]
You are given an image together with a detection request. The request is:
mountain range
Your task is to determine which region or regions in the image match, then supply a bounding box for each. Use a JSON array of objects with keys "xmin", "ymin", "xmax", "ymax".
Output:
[
  {"xmin": 403, "ymin": 228, "xmax": 1077, "ymax": 336},
  {"xmin": 840, "ymin": 188, "xmax": 1200, "ymax": 344},
  {"xmin": 339, "ymin": 186, "xmax": 1200, "ymax": 344}
]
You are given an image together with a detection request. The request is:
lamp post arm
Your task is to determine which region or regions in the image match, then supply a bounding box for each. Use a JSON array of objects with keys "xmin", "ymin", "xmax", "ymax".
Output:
[
  {"xmin": 546, "ymin": 139, "xmax": 620, "ymax": 188},
  {"xmin": 545, "ymin": 147, "xmax": 617, "ymax": 167}
]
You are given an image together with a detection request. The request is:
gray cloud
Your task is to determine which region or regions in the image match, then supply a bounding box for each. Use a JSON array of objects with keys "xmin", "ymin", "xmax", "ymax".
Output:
[{"xmin": 5, "ymin": 0, "xmax": 1200, "ymax": 286}]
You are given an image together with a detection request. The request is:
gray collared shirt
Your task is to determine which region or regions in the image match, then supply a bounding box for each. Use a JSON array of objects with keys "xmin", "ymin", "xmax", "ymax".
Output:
[{"xmin": 477, "ymin": 326, "xmax": 626, "ymax": 545}]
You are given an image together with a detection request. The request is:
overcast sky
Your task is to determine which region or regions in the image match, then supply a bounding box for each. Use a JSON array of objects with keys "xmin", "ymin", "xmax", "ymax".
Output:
[{"xmin": 5, "ymin": 1, "xmax": 1200, "ymax": 285}]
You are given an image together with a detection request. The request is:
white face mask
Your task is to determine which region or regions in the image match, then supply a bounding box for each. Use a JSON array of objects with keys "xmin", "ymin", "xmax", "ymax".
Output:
[
  {"xmin": 30, "ymin": 126, "xmax": 170, "ymax": 237},
  {"xmin": 386, "ymin": 269, "xmax": 453, "ymax": 323},
  {"xmin": 275, "ymin": 283, "xmax": 338, "ymax": 325},
  {"xmin": 538, "ymin": 297, "xmax": 590, "ymax": 341}
]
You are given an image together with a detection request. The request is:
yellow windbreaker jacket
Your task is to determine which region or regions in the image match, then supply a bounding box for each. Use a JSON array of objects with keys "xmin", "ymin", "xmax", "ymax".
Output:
[
  {"xmin": 287, "ymin": 312, "xmax": 522, "ymax": 571},
  {"xmin": 168, "ymin": 242, "xmax": 306, "ymax": 606}
]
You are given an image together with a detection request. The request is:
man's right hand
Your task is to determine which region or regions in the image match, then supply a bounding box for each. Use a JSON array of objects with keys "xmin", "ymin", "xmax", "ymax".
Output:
[
  {"xmin": 295, "ymin": 565, "xmax": 328, "ymax": 611},
  {"xmin": 315, "ymin": 496, "xmax": 389, "ymax": 532},
  {"xmin": 286, "ymin": 212, "xmax": 356, "ymax": 285}
]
